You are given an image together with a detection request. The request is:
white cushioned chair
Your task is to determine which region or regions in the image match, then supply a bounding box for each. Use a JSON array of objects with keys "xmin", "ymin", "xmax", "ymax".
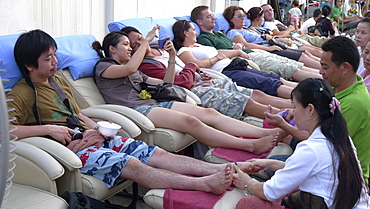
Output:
[
  {"xmin": 2, "ymin": 140, "xmax": 68, "ymax": 208},
  {"xmin": 19, "ymin": 107, "xmax": 141, "ymax": 201}
]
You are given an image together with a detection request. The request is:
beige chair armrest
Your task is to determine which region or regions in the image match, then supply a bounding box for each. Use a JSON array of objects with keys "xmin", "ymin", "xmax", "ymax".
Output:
[
  {"xmin": 81, "ymin": 108, "xmax": 141, "ymax": 138},
  {"xmin": 19, "ymin": 137, "xmax": 82, "ymax": 171},
  {"xmin": 88, "ymin": 104, "xmax": 156, "ymax": 133},
  {"xmin": 184, "ymin": 88, "xmax": 201, "ymax": 105},
  {"xmin": 12, "ymin": 141, "xmax": 64, "ymax": 194},
  {"xmin": 201, "ymin": 68, "xmax": 229, "ymax": 80}
]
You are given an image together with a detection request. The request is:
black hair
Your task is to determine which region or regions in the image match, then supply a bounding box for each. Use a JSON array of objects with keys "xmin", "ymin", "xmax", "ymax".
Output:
[
  {"xmin": 357, "ymin": 17, "xmax": 370, "ymax": 29},
  {"xmin": 292, "ymin": 0, "xmax": 299, "ymax": 7},
  {"xmin": 190, "ymin": 5, "xmax": 209, "ymax": 23},
  {"xmin": 172, "ymin": 20, "xmax": 192, "ymax": 51},
  {"xmin": 313, "ymin": 8, "xmax": 322, "ymax": 18},
  {"xmin": 291, "ymin": 78, "xmax": 365, "ymax": 209},
  {"xmin": 321, "ymin": 5, "xmax": 332, "ymax": 17},
  {"xmin": 13, "ymin": 29, "xmax": 57, "ymax": 78},
  {"xmin": 321, "ymin": 36, "xmax": 359, "ymax": 73},
  {"xmin": 120, "ymin": 26, "xmax": 141, "ymax": 36},
  {"xmin": 92, "ymin": 31, "xmax": 128, "ymax": 58},
  {"xmin": 246, "ymin": 7, "xmax": 264, "ymax": 22}
]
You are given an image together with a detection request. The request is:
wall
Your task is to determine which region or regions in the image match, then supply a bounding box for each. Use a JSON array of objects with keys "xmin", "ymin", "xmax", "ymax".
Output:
[{"xmin": 0, "ymin": 0, "xmax": 266, "ymax": 41}]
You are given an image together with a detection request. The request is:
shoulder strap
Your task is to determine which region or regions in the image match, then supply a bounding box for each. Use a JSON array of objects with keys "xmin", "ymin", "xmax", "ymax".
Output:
[
  {"xmin": 92, "ymin": 57, "xmax": 121, "ymax": 83},
  {"xmin": 25, "ymin": 77, "xmax": 42, "ymax": 125},
  {"xmin": 142, "ymin": 57, "xmax": 163, "ymax": 67},
  {"xmin": 48, "ymin": 77, "xmax": 75, "ymax": 116}
]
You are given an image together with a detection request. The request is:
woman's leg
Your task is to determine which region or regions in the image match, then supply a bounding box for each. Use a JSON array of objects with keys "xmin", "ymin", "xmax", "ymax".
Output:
[
  {"xmin": 146, "ymin": 106, "xmax": 278, "ymax": 154},
  {"xmin": 244, "ymin": 98, "xmax": 281, "ymax": 119},
  {"xmin": 251, "ymin": 90, "xmax": 292, "ymax": 109}
]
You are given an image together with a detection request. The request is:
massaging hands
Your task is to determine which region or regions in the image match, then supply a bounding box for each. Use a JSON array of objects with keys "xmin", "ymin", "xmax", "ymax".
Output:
[
  {"xmin": 247, "ymin": 159, "xmax": 285, "ymax": 172},
  {"xmin": 232, "ymin": 164, "xmax": 254, "ymax": 190},
  {"xmin": 67, "ymin": 129, "xmax": 105, "ymax": 153},
  {"xmin": 264, "ymin": 105, "xmax": 293, "ymax": 127}
]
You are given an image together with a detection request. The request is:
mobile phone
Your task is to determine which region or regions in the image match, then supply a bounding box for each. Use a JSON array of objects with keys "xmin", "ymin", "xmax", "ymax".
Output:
[{"xmin": 158, "ymin": 39, "xmax": 167, "ymax": 49}]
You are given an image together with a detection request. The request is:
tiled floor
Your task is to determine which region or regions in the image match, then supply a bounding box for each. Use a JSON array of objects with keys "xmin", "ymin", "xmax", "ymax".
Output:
[{"xmin": 106, "ymin": 184, "xmax": 153, "ymax": 209}]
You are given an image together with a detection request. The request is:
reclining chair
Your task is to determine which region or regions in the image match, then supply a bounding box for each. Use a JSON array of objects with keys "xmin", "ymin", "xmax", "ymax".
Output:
[{"xmin": 54, "ymin": 34, "xmax": 198, "ymax": 153}]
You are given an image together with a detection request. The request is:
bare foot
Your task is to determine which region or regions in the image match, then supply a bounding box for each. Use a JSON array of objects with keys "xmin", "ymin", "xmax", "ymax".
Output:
[
  {"xmin": 248, "ymin": 131, "xmax": 279, "ymax": 155},
  {"xmin": 201, "ymin": 163, "xmax": 233, "ymax": 194}
]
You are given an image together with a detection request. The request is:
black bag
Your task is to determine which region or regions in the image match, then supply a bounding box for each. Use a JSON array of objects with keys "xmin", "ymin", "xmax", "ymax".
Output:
[
  {"xmin": 139, "ymin": 82, "xmax": 187, "ymax": 102},
  {"xmin": 307, "ymin": 19, "xmax": 326, "ymax": 37},
  {"xmin": 222, "ymin": 57, "xmax": 249, "ymax": 71},
  {"xmin": 268, "ymin": 38, "xmax": 288, "ymax": 50},
  {"xmin": 282, "ymin": 190, "xmax": 328, "ymax": 209},
  {"xmin": 60, "ymin": 191, "xmax": 106, "ymax": 209}
]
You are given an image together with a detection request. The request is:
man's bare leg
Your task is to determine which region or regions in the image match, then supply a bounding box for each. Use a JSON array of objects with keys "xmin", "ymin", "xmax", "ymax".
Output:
[
  {"xmin": 120, "ymin": 157, "xmax": 233, "ymax": 194},
  {"xmin": 251, "ymin": 90, "xmax": 292, "ymax": 109}
]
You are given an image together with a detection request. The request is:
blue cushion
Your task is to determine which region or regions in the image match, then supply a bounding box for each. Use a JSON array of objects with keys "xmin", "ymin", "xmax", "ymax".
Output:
[
  {"xmin": 0, "ymin": 33, "xmax": 22, "ymax": 90},
  {"xmin": 54, "ymin": 34, "xmax": 100, "ymax": 80},
  {"xmin": 154, "ymin": 18, "xmax": 176, "ymax": 40},
  {"xmin": 173, "ymin": 16, "xmax": 201, "ymax": 37},
  {"xmin": 108, "ymin": 17, "xmax": 159, "ymax": 43},
  {"xmin": 213, "ymin": 12, "xmax": 230, "ymax": 34}
]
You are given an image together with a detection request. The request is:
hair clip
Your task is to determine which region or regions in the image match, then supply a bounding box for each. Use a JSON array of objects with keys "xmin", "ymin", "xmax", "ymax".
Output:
[
  {"xmin": 319, "ymin": 87, "xmax": 323, "ymax": 92},
  {"xmin": 329, "ymin": 97, "xmax": 341, "ymax": 115}
]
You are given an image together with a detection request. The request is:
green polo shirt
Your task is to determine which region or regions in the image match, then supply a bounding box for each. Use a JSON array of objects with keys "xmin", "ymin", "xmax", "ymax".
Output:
[
  {"xmin": 197, "ymin": 31, "xmax": 253, "ymax": 54},
  {"xmin": 336, "ymin": 75, "xmax": 370, "ymax": 183}
]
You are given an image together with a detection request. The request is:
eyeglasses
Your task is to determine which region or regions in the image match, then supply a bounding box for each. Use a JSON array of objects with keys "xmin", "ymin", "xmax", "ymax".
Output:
[{"xmin": 233, "ymin": 15, "xmax": 246, "ymax": 19}]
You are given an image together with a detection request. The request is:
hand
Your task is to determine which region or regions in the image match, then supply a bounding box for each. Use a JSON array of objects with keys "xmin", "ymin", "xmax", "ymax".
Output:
[
  {"xmin": 264, "ymin": 105, "xmax": 286, "ymax": 127},
  {"xmin": 246, "ymin": 159, "xmax": 272, "ymax": 171},
  {"xmin": 232, "ymin": 43, "xmax": 243, "ymax": 50},
  {"xmin": 145, "ymin": 26, "xmax": 159, "ymax": 42},
  {"xmin": 45, "ymin": 124, "xmax": 74, "ymax": 145},
  {"xmin": 67, "ymin": 129, "xmax": 105, "ymax": 153},
  {"xmin": 276, "ymin": 38, "xmax": 292, "ymax": 46},
  {"xmin": 217, "ymin": 52, "xmax": 228, "ymax": 60},
  {"xmin": 267, "ymin": 45, "xmax": 282, "ymax": 52},
  {"xmin": 162, "ymin": 36, "xmax": 176, "ymax": 56},
  {"xmin": 238, "ymin": 51, "xmax": 251, "ymax": 60},
  {"xmin": 200, "ymin": 72, "xmax": 213, "ymax": 81},
  {"xmin": 232, "ymin": 164, "xmax": 253, "ymax": 190}
]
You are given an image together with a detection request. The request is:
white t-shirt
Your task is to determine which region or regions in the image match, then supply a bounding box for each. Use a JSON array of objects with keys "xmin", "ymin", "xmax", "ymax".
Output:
[
  {"xmin": 358, "ymin": 46, "xmax": 365, "ymax": 75},
  {"xmin": 289, "ymin": 7, "xmax": 302, "ymax": 18},
  {"xmin": 300, "ymin": 17, "xmax": 316, "ymax": 33},
  {"xmin": 177, "ymin": 44, "xmax": 231, "ymax": 72},
  {"xmin": 263, "ymin": 127, "xmax": 370, "ymax": 208}
]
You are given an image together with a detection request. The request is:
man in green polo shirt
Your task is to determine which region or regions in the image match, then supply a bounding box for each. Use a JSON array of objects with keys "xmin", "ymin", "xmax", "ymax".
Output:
[
  {"xmin": 190, "ymin": 5, "xmax": 321, "ymax": 82},
  {"xmin": 320, "ymin": 36, "xmax": 370, "ymax": 184}
]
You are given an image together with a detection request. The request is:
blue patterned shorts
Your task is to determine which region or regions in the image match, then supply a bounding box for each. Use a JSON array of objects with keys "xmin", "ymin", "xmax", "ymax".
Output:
[
  {"xmin": 76, "ymin": 137, "xmax": 157, "ymax": 188},
  {"xmin": 134, "ymin": 101, "xmax": 174, "ymax": 115}
]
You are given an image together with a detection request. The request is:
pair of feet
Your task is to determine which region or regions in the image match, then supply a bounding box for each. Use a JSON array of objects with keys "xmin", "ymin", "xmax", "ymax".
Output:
[{"xmin": 200, "ymin": 162, "xmax": 255, "ymax": 195}]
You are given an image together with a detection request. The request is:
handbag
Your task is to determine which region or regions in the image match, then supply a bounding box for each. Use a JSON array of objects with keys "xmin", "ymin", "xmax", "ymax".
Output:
[
  {"xmin": 127, "ymin": 75, "xmax": 187, "ymax": 102},
  {"xmin": 139, "ymin": 82, "xmax": 187, "ymax": 102},
  {"xmin": 282, "ymin": 190, "xmax": 328, "ymax": 209}
]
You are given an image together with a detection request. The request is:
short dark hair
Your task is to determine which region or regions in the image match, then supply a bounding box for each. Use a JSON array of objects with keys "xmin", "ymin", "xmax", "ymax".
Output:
[
  {"xmin": 313, "ymin": 8, "xmax": 322, "ymax": 17},
  {"xmin": 190, "ymin": 5, "xmax": 209, "ymax": 23},
  {"xmin": 13, "ymin": 29, "xmax": 57, "ymax": 78},
  {"xmin": 120, "ymin": 26, "xmax": 141, "ymax": 35},
  {"xmin": 321, "ymin": 36, "xmax": 359, "ymax": 73},
  {"xmin": 292, "ymin": 0, "xmax": 299, "ymax": 7},
  {"xmin": 321, "ymin": 5, "xmax": 332, "ymax": 17}
]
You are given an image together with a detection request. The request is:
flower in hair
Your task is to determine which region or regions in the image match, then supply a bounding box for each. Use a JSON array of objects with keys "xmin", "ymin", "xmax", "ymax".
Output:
[{"xmin": 329, "ymin": 97, "xmax": 341, "ymax": 115}]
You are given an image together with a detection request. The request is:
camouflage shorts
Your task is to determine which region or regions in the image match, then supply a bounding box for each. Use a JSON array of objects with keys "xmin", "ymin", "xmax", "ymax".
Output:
[{"xmin": 191, "ymin": 78, "xmax": 252, "ymax": 119}]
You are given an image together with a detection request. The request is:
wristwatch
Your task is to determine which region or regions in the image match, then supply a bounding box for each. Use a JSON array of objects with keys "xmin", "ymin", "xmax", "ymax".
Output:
[{"xmin": 93, "ymin": 125, "xmax": 99, "ymax": 131}]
